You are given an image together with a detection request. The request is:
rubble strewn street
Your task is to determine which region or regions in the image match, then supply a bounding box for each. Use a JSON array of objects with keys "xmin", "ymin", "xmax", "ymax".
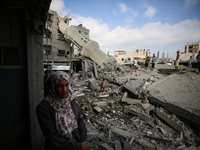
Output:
[{"xmin": 70, "ymin": 57, "xmax": 200, "ymax": 150}]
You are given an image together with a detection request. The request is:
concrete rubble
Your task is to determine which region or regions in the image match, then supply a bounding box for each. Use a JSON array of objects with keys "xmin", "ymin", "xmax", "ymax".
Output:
[{"xmin": 70, "ymin": 57, "xmax": 200, "ymax": 150}]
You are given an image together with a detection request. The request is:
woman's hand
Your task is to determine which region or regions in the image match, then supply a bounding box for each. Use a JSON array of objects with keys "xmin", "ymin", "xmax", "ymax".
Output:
[{"xmin": 82, "ymin": 141, "xmax": 90, "ymax": 150}]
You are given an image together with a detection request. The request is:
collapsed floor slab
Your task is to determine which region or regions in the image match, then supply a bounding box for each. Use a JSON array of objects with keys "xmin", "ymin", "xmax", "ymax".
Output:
[{"xmin": 147, "ymin": 73, "xmax": 200, "ymax": 129}]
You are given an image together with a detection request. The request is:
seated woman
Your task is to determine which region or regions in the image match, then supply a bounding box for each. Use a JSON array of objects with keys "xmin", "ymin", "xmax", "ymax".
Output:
[{"xmin": 36, "ymin": 71, "xmax": 90, "ymax": 150}]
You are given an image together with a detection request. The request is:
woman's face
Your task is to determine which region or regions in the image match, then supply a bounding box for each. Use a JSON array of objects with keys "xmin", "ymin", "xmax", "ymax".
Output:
[{"xmin": 55, "ymin": 78, "xmax": 69, "ymax": 99}]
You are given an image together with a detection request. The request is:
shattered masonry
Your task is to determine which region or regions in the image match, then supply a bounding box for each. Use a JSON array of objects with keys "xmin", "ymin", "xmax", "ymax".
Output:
[{"xmin": 69, "ymin": 57, "xmax": 200, "ymax": 150}]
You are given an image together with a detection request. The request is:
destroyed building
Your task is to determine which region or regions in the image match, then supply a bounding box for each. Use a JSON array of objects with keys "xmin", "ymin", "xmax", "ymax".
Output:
[
  {"xmin": 181, "ymin": 41, "xmax": 200, "ymax": 61},
  {"xmin": 43, "ymin": 10, "xmax": 117, "ymax": 73},
  {"xmin": 1, "ymin": 1, "xmax": 200, "ymax": 149},
  {"xmin": 114, "ymin": 50, "xmax": 151, "ymax": 65},
  {"xmin": 43, "ymin": 10, "xmax": 90, "ymax": 73}
]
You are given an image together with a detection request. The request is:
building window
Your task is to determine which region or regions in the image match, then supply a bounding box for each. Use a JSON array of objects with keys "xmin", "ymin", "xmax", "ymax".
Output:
[
  {"xmin": 44, "ymin": 29, "xmax": 51, "ymax": 38},
  {"xmin": 57, "ymin": 30, "xmax": 65, "ymax": 40},
  {"xmin": 57, "ymin": 50, "xmax": 65, "ymax": 56},
  {"xmin": 79, "ymin": 31, "xmax": 81, "ymax": 34},
  {"xmin": 43, "ymin": 45, "xmax": 51, "ymax": 55},
  {"xmin": 115, "ymin": 55, "xmax": 118, "ymax": 57},
  {"xmin": 122, "ymin": 58, "xmax": 124, "ymax": 61},
  {"xmin": 128, "ymin": 58, "xmax": 131, "ymax": 61}
]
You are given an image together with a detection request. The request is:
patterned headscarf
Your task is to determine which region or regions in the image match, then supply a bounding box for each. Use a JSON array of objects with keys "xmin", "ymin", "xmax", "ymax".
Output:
[{"xmin": 46, "ymin": 71, "xmax": 77, "ymax": 139}]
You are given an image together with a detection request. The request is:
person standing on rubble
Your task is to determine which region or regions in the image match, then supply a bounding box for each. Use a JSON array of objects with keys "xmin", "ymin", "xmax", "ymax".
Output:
[
  {"xmin": 36, "ymin": 71, "xmax": 90, "ymax": 150},
  {"xmin": 174, "ymin": 51, "xmax": 180, "ymax": 74},
  {"xmin": 99, "ymin": 78, "xmax": 105, "ymax": 93},
  {"xmin": 145, "ymin": 56, "xmax": 150, "ymax": 70},
  {"xmin": 152, "ymin": 54, "xmax": 156, "ymax": 71},
  {"xmin": 133, "ymin": 59, "xmax": 138, "ymax": 72},
  {"xmin": 196, "ymin": 51, "xmax": 200, "ymax": 74}
]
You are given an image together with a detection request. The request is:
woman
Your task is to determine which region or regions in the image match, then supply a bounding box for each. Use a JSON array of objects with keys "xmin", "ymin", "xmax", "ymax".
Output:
[{"xmin": 36, "ymin": 71, "xmax": 90, "ymax": 150}]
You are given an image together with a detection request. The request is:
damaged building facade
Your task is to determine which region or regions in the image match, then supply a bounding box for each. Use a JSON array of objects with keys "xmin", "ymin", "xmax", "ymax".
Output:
[
  {"xmin": 1, "ymin": 1, "xmax": 200, "ymax": 149},
  {"xmin": 180, "ymin": 41, "xmax": 200, "ymax": 61},
  {"xmin": 43, "ymin": 10, "xmax": 90, "ymax": 73},
  {"xmin": 114, "ymin": 50, "xmax": 151, "ymax": 64}
]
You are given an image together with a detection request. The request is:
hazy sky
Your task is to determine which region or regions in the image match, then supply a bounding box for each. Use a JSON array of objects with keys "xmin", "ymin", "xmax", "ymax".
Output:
[{"xmin": 50, "ymin": 0, "xmax": 200, "ymax": 59}]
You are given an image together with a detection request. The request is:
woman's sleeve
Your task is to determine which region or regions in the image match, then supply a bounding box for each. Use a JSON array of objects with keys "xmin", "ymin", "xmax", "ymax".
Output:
[
  {"xmin": 73, "ymin": 101, "xmax": 87, "ymax": 142},
  {"xmin": 36, "ymin": 101, "xmax": 82, "ymax": 150}
]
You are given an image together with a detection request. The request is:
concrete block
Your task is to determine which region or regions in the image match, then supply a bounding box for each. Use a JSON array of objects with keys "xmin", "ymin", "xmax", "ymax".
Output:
[
  {"xmin": 122, "ymin": 85, "xmax": 138, "ymax": 96},
  {"xmin": 111, "ymin": 126, "xmax": 133, "ymax": 138},
  {"xmin": 123, "ymin": 106, "xmax": 151, "ymax": 121},
  {"xmin": 123, "ymin": 141, "xmax": 133, "ymax": 150},
  {"xmin": 156, "ymin": 108, "xmax": 191, "ymax": 137},
  {"xmin": 100, "ymin": 143, "xmax": 114, "ymax": 150},
  {"xmin": 121, "ymin": 98, "xmax": 142, "ymax": 105},
  {"xmin": 115, "ymin": 140, "xmax": 122, "ymax": 150},
  {"xmin": 136, "ymin": 139, "xmax": 155, "ymax": 150},
  {"xmin": 93, "ymin": 106, "xmax": 103, "ymax": 113}
]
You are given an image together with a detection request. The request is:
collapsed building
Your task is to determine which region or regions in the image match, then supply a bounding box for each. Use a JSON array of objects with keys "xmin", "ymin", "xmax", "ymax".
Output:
[
  {"xmin": 69, "ymin": 60, "xmax": 200, "ymax": 150},
  {"xmin": 1, "ymin": 0, "xmax": 199, "ymax": 148},
  {"xmin": 43, "ymin": 10, "xmax": 117, "ymax": 73},
  {"xmin": 43, "ymin": 13, "xmax": 200, "ymax": 149}
]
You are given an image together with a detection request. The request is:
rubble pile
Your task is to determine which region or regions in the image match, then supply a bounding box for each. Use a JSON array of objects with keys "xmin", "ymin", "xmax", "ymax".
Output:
[{"xmin": 70, "ymin": 58, "xmax": 200, "ymax": 150}]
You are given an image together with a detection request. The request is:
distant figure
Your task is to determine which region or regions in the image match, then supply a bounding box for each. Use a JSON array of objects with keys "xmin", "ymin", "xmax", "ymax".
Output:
[
  {"xmin": 145, "ymin": 56, "xmax": 150, "ymax": 70},
  {"xmin": 133, "ymin": 59, "xmax": 138, "ymax": 72},
  {"xmin": 99, "ymin": 78, "xmax": 105, "ymax": 93},
  {"xmin": 152, "ymin": 54, "xmax": 156, "ymax": 71},
  {"xmin": 196, "ymin": 51, "xmax": 200, "ymax": 74},
  {"xmin": 44, "ymin": 70, "xmax": 51, "ymax": 98},
  {"xmin": 174, "ymin": 51, "xmax": 180, "ymax": 74},
  {"xmin": 70, "ymin": 69, "xmax": 74, "ymax": 77}
]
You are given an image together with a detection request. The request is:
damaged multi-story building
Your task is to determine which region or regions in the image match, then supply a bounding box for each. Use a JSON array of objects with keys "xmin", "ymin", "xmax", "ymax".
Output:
[
  {"xmin": 1, "ymin": 1, "xmax": 200, "ymax": 150},
  {"xmin": 43, "ymin": 10, "xmax": 90, "ymax": 73},
  {"xmin": 114, "ymin": 49, "xmax": 151, "ymax": 64},
  {"xmin": 43, "ymin": 10, "xmax": 117, "ymax": 73},
  {"xmin": 180, "ymin": 41, "xmax": 200, "ymax": 61}
]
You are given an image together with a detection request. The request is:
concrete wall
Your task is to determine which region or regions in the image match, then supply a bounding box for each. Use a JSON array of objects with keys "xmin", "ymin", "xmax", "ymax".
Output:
[
  {"xmin": 43, "ymin": 10, "xmax": 71, "ymax": 67},
  {"xmin": 0, "ymin": 0, "xmax": 51, "ymax": 149},
  {"xmin": 114, "ymin": 50, "xmax": 151, "ymax": 64}
]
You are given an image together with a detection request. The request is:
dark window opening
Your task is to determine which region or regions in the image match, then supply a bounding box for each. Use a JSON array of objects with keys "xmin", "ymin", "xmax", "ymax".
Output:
[
  {"xmin": 43, "ymin": 45, "xmax": 52, "ymax": 55},
  {"xmin": 44, "ymin": 29, "xmax": 51, "ymax": 38},
  {"xmin": 57, "ymin": 50, "xmax": 65, "ymax": 56}
]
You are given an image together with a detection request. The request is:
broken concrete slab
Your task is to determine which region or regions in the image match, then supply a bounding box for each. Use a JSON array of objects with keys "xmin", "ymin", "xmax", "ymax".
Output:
[
  {"xmin": 156, "ymin": 108, "xmax": 191, "ymax": 137},
  {"xmin": 111, "ymin": 126, "xmax": 133, "ymax": 138},
  {"xmin": 136, "ymin": 139, "xmax": 155, "ymax": 150},
  {"xmin": 123, "ymin": 141, "xmax": 133, "ymax": 150},
  {"xmin": 123, "ymin": 106, "xmax": 151, "ymax": 121},
  {"xmin": 100, "ymin": 143, "xmax": 114, "ymax": 150},
  {"xmin": 147, "ymin": 72, "xmax": 200, "ymax": 129},
  {"xmin": 122, "ymin": 85, "xmax": 138, "ymax": 97},
  {"xmin": 93, "ymin": 106, "xmax": 103, "ymax": 113},
  {"xmin": 121, "ymin": 97, "xmax": 142, "ymax": 105},
  {"xmin": 114, "ymin": 140, "xmax": 123, "ymax": 150}
]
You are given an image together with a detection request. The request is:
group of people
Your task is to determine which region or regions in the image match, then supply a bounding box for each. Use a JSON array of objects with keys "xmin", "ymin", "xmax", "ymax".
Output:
[
  {"xmin": 38, "ymin": 71, "xmax": 90, "ymax": 150},
  {"xmin": 144, "ymin": 54, "xmax": 156, "ymax": 71}
]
